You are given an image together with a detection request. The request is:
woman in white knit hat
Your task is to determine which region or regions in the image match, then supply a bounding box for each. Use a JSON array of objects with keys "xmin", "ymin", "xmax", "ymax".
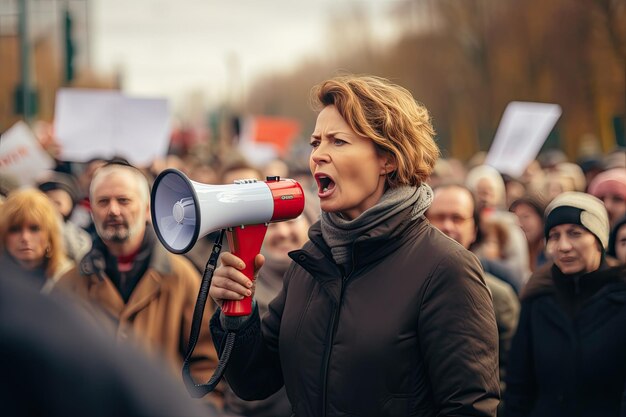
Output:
[{"xmin": 504, "ymin": 191, "xmax": 626, "ymax": 417}]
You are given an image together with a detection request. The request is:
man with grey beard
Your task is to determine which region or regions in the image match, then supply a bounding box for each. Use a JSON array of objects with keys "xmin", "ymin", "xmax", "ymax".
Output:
[{"xmin": 57, "ymin": 161, "xmax": 221, "ymax": 411}]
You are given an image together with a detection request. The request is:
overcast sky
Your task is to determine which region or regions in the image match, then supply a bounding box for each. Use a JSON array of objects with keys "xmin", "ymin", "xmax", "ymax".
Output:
[{"xmin": 90, "ymin": 0, "xmax": 400, "ymax": 111}]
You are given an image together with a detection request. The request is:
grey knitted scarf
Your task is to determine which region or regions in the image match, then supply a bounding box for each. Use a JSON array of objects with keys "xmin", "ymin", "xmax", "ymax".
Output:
[{"xmin": 320, "ymin": 183, "xmax": 433, "ymax": 268}]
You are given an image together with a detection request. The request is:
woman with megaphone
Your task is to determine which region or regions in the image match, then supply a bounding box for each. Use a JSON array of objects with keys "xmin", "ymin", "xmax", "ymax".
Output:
[{"xmin": 209, "ymin": 75, "xmax": 500, "ymax": 417}]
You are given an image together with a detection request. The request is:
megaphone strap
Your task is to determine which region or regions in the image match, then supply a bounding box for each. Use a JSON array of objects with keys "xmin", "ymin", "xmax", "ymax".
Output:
[
  {"xmin": 181, "ymin": 229, "xmax": 234, "ymax": 398},
  {"xmin": 182, "ymin": 332, "xmax": 235, "ymax": 398}
]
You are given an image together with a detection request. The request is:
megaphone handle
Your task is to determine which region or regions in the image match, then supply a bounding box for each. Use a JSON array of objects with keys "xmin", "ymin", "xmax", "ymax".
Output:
[{"xmin": 223, "ymin": 224, "xmax": 268, "ymax": 316}]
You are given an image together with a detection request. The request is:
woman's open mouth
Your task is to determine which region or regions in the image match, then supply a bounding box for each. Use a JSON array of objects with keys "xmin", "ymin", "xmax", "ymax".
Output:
[{"xmin": 315, "ymin": 174, "xmax": 336, "ymax": 198}]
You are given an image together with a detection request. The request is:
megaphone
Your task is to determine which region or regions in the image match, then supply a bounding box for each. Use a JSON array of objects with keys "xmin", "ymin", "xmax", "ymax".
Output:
[{"xmin": 151, "ymin": 168, "xmax": 305, "ymax": 316}]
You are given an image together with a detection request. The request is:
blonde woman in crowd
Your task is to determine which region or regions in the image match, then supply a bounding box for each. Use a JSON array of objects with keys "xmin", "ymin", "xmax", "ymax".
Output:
[{"xmin": 0, "ymin": 188, "xmax": 73, "ymax": 293}]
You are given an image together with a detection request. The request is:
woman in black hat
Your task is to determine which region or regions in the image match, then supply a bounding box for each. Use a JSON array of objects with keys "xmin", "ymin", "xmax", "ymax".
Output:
[{"xmin": 504, "ymin": 191, "xmax": 626, "ymax": 417}]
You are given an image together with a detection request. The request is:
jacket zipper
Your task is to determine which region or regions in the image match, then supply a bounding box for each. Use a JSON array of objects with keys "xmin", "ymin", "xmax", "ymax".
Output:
[
  {"xmin": 320, "ymin": 286, "xmax": 341, "ymax": 417},
  {"xmin": 572, "ymin": 317, "xmax": 581, "ymax": 417},
  {"xmin": 320, "ymin": 257, "xmax": 356, "ymax": 417},
  {"xmin": 574, "ymin": 275, "xmax": 581, "ymax": 294}
]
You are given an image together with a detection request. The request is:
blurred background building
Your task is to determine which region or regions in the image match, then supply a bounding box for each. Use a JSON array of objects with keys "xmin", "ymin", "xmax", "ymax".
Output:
[
  {"xmin": 1, "ymin": 0, "xmax": 624, "ymax": 163},
  {"xmin": 0, "ymin": 0, "xmax": 117, "ymax": 127}
]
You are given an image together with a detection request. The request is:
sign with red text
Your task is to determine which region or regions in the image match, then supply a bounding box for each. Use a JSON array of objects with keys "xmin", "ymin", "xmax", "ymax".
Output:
[
  {"xmin": 0, "ymin": 121, "xmax": 55, "ymax": 187},
  {"xmin": 486, "ymin": 101, "xmax": 562, "ymax": 178}
]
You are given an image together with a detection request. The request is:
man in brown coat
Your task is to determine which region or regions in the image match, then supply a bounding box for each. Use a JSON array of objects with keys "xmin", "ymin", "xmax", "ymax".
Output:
[{"xmin": 58, "ymin": 162, "xmax": 220, "ymax": 409}]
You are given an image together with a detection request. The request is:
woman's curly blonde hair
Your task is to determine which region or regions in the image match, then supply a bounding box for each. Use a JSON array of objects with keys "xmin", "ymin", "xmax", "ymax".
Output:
[{"xmin": 0, "ymin": 188, "xmax": 68, "ymax": 278}]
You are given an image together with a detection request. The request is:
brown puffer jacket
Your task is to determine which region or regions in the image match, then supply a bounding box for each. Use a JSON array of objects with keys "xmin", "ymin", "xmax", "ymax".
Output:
[{"xmin": 212, "ymin": 207, "xmax": 500, "ymax": 417}]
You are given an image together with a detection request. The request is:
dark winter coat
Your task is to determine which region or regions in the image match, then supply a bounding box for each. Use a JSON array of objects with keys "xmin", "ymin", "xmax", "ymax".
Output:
[
  {"xmin": 504, "ymin": 260, "xmax": 626, "ymax": 417},
  {"xmin": 0, "ymin": 270, "xmax": 215, "ymax": 417},
  {"xmin": 211, "ymin": 207, "xmax": 500, "ymax": 417}
]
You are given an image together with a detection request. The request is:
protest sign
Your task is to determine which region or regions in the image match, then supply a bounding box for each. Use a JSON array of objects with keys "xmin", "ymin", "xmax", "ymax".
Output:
[
  {"xmin": 0, "ymin": 121, "xmax": 55, "ymax": 187},
  {"xmin": 238, "ymin": 116, "xmax": 301, "ymax": 166},
  {"xmin": 485, "ymin": 101, "xmax": 562, "ymax": 177},
  {"xmin": 54, "ymin": 89, "xmax": 171, "ymax": 166}
]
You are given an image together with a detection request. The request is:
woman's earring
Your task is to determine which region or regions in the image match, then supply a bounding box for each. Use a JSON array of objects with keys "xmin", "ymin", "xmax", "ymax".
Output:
[{"xmin": 45, "ymin": 246, "xmax": 51, "ymax": 258}]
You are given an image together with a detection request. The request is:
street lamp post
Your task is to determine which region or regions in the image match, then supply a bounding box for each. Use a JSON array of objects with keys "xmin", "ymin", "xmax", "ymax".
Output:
[{"xmin": 18, "ymin": 0, "xmax": 31, "ymax": 123}]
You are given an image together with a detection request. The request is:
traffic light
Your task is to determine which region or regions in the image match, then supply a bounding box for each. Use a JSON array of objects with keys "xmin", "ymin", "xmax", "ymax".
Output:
[{"xmin": 64, "ymin": 8, "xmax": 75, "ymax": 83}]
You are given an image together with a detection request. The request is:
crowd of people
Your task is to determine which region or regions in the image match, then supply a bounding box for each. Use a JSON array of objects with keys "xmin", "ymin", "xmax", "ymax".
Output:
[{"xmin": 0, "ymin": 73, "xmax": 625, "ymax": 416}]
